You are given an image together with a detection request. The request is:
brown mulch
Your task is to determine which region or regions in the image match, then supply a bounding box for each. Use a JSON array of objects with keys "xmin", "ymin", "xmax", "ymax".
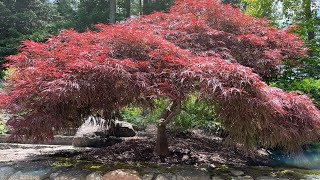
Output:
[{"xmin": 59, "ymin": 130, "xmax": 270, "ymax": 167}]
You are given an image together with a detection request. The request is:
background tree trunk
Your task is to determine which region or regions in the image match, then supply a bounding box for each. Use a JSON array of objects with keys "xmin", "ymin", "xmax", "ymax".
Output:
[
  {"xmin": 303, "ymin": 0, "xmax": 315, "ymax": 41},
  {"xmin": 109, "ymin": 0, "xmax": 116, "ymax": 23},
  {"xmin": 143, "ymin": 0, "xmax": 149, "ymax": 15},
  {"xmin": 125, "ymin": 0, "xmax": 131, "ymax": 18},
  {"xmin": 139, "ymin": 0, "xmax": 143, "ymax": 15}
]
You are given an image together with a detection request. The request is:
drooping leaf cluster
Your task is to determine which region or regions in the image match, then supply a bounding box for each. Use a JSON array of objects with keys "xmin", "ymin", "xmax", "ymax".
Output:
[
  {"xmin": 228, "ymin": 0, "xmax": 320, "ymax": 107},
  {"xmin": 1, "ymin": 0, "xmax": 320, "ymax": 151},
  {"xmin": 0, "ymin": 0, "xmax": 176, "ymax": 78}
]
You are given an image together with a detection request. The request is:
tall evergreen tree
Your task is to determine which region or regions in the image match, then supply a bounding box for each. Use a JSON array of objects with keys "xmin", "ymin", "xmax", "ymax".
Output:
[
  {"xmin": 0, "ymin": 0, "xmax": 58, "ymax": 78},
  {"xmin": 109, "ymin": 0, "xmax": 116, "ymax": 23}
]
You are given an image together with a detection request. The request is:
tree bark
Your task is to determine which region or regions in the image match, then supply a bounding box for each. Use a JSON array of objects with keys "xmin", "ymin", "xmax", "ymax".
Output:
[
  {"xmin": 154, "ymin": 120, "xmax": 169, "ymax": 157},
  {"xmin": 139, "ymin": 0, "xmax": 142, "ymax": 15},
  {"xmin": 125, "ymin": 0, "xmax": 131, "ymax": 18},
  {"xmin": 143, "ymin": 0, "xmax": 149, "ymax": 15},
  {"xmin": 154, "ymin": 99, "xmax": 181, "ymax": 157},
  {"xmin": 109, "ymin": 0, "xmax": 116, "ymax": 23},
  {"xmin": 303, "ymin": 0, "xmax": 315, "ymax": 41}
]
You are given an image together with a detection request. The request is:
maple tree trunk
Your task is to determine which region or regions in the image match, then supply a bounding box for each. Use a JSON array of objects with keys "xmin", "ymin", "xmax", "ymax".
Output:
[
  {"xmin": 154, "ymin": 121, "xmax": 169, "ymax": 157},
  {"xmin": 154, "ymin": 99, "xmax": 181, "ymax": 157}
]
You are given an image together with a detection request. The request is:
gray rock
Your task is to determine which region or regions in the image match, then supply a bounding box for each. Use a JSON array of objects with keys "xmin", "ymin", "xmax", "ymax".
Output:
[
  {"xmin": 53, "ymin": 169, "xmax": 90, "ymax": 180},
  {"xmin": 256, "ymin": 177, "xmax": 289, "ymax": 180},
  {"xmin": 232, "ymin": 176, "xmax": 254, "ymax": 180},
  {"xmin": 74, "ymin": 116, "xmax": 108, "ymax": 138},
  {"xmin": 75, "ymin": 117, "xmax": 136, "ymax": 138},
  {"xmin": 211, "ymin": 177, "xmax": 224, "ymax": 180},
  {"xmin": 0, "ymin": 166, "xmax": 16, "ymax": 180},
  {"xmin": 114, "ymin": 120, "xmax": 136, "ymax": 137},
  {"xmin": 176, "ymin": 169, "xmax": 210, "ymax": 180},
  {"xmin": 86, "ymin": 172, "xmax": 102, "ymax": 180},
  {"xmin": 10, "ymin": 169, "xmax": 52, "ymax": 180},
  {"xmin": 142, "ymin": 174, "xmax": 154, "ymax": 180},
  {"xmin": 73, "ymin": 136, "xmax": 101, "ymax": 147},
  {"xmin": 102, "ymin": 169, "xmax": 141, "ymax": 180},
  {"xmin": 305, "ymin": 175, "xmax": 320, "ymax": 180},
  {"xmin": 73, "ymin": 117, "xmax": 135, "ymax": 147},
  {"xmin": 8, "ymin": 171, "xmax": 22, "ymax": 180},
  {"xmin": 50, "ymin": 170, "xmax": 63, "ymax": 179},
  {"xmin": 208, "ymin": 164, "xmax": 216, "ymax": 171},
  {"xmin": 181, "ymin": 155, "xmax": 189, "ymax": 162},
  {"xmin": 52, "ymin": 135, "xmax": 74, "ymax": 145},
  {"xmin": 73, "ymin": 136, "xmax": 122, "ymax": 147},
  {"xmin": 155, "ymin": 173, "xmax": 177, "ymax": 180},
  {"xmin": 0, "ymin": 111, "xmax": 11, "ymax": 123},
  {"xmin": 230, "ymin": 170, "xmax": 244, "ymax": 176}
]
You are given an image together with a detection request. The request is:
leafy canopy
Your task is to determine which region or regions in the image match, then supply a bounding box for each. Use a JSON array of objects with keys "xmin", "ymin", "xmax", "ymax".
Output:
[{"xmin": 1, "ymin": 0, "xmax": 320, "ymax": 151}]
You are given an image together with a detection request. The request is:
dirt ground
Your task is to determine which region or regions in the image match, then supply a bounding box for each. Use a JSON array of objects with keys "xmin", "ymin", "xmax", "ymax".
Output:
[{"xmin": 50, "ymin": 129, "xmax": 270, "ymax": 167}]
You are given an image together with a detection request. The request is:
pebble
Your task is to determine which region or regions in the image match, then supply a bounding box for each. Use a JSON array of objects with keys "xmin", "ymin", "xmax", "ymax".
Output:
[{"xmin": 230, "ymin": 170, "xmax": 245, "ymax": 176}]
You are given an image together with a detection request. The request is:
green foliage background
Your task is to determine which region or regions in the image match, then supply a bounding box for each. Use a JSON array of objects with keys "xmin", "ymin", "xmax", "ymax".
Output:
[
  {"xmin": 121, "ymin": 96, "xmax": 223, "ymax": 134},
  {"xmin": 221, "ymin": 0, "xmax": 320, "ymax": 106}
]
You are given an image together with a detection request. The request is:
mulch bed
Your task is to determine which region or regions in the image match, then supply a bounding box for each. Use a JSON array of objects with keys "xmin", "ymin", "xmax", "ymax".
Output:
[{"xmin": 50, "ymin": 130, "xmax": 270, "ymax": 167}]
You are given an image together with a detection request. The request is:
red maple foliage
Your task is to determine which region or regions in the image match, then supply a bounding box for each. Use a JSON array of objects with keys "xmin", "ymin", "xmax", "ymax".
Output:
[{"xmin": 0, "ymin": 0, "xmax": 319, "ymax": 155}]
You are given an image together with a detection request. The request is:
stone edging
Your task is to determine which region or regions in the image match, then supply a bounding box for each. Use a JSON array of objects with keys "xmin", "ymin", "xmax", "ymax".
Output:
[
  {"xmin": 0, "ymin": 135, "xmax": 74, "ymax": 145},
  {"xmin": 1, "ymin": 164, "xmax": 319, "ymax": 180}
]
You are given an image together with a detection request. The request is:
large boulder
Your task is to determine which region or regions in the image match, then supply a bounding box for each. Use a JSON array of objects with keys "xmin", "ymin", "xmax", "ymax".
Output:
[
  {"xmin": 0, "ymin": 111, "xmax": 11, "ymax": 123},
  {"xmin": 72, "ymin": 136, "xmax": 122, "ymax": 147},
  {"xmin": 114, "ymin": 120, "xmax": 136, "ymax": 137},
  {"xmin": 102, "ymin": 169, "xmax": 141, "ymax": 180},
  {"xmin": 72, "ymin": 116, "xmax": 136, "ymax": 147},
  {"xmin": 74, "ymin": 116, "xmax": 107, "ymax": 138}
]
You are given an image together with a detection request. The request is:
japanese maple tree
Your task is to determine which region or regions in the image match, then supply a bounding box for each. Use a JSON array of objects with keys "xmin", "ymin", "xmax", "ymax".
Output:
[{"xmin": 1, "ymin": 0, "xmax": 320, "ymax": 157}]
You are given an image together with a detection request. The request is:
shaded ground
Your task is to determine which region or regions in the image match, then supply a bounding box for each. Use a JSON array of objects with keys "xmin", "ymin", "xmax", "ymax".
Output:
[{"xmin": 48, "ymin": 130, "xmax": 269, "ymax": 167}]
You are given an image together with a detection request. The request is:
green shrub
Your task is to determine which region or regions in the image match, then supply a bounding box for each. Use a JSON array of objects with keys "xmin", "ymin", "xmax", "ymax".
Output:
[
  {"xmin": 121, "ymin": 106, "xmax": 149, "ymax": 130},
  {"xmin": 0, "ymin": 121, "xmax": 6, "ymax": 134},
  {"xmin": 120, "ymin": 99, "xmax": 168, "ymax": 130},
  {"xmin": 120, "ymin": 96, "xmax": 223, "ymax": 134},
  {"xmin": 171, "ymin": 95, "xmax": 223, "ymax": 134},
  {"xmin": 270, "ymin": 40, "xmax": 320, "ymax": 107}
]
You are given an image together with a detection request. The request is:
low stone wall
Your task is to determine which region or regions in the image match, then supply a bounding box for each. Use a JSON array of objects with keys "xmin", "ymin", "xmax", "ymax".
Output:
[
  {"xmin": 1, "ymin": 164, "xmax": 319, "ymax": 180},
  {"xmin": 0, "ymin": 165, "xmax": 250, "ymax": 180},
  {"xmin": 0, "ymin": 134, "xmax": 74, "ymax": 145}
]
